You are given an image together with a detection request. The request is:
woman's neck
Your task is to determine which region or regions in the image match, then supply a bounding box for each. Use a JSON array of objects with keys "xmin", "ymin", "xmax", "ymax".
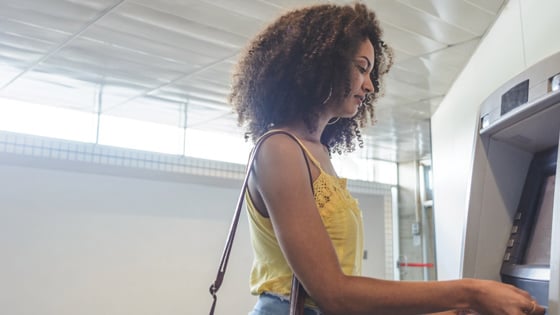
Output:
[{"xmin": 274, "ymin": 122, "xmax": 324, "ymax": 144}]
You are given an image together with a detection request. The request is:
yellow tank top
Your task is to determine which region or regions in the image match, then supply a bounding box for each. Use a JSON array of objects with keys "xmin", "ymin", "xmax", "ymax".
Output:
[{"xmin": 246, "ymin": 131, "xmax": 364, "ymax": 301}]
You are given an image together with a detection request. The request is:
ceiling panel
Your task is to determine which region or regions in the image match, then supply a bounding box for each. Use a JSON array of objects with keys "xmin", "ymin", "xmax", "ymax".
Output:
[
  {"xmin": 387, "ymin": 65, "xmax": 450, "ymax": 96},
  {"xmin": 183, "ymin": 102, "xmax": 237, "ymax": 132},
  {"xmin": 381, "ymin": 23, "xmax": 448, "ymax": 56},
  {"xmin": 103, "ymin": 95, "xmax": 184, "ymax": 125},
  {"xmin": 397, "ymin": 0, "xmax": 498, "ymax": 34},
  {"xmin": 0, "ymin": 0, "xmax": 507, "ymax": 163},
  {"xmin": 0, "ymin": 19, "xmax": 66, "ymax": 54},
  {"xmin": 108, "ymin": 2, "xmax": 248, "ymax": 50},
  {"xmin": 0, "ymin": 70, "xmax": 98, "ymax": 110},
  {"xmin": 422, "ymin": 38, "xmax": 480, "ymax": 69},
  {"xmin": 465, "ymin": 0, "xmax": 506, "ymax": 14},
  {"xmin": 49, "ymin": 39, "xmax": 192, "ymax": 83},
  {"xmin": 0, "ymin": 0, "xmax": 120, "ymax": 32},
  {"xmin": 371, "ymin": 0, "xmax": 475, "ymax": 45}
]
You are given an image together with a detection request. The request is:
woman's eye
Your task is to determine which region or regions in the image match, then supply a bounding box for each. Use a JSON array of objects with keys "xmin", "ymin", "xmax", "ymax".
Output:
[{"xmin": 356, "ymin": 64, "xmax": 367, "ymax": 74}]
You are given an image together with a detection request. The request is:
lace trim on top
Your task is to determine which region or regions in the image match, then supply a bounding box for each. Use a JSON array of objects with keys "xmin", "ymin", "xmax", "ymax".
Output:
[{"xmin": 287, "ymin": 136, "xmax": 361, "ymax": 251}]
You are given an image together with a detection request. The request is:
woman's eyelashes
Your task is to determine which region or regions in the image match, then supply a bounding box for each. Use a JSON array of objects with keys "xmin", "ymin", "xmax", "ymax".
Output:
[
  {"xmin": 355, "ymin": 63, "xmax": 367, "ymax": 74},
  {"xmin": 354, "ymin": 60, "xmax": 372, "ymax": 75}
]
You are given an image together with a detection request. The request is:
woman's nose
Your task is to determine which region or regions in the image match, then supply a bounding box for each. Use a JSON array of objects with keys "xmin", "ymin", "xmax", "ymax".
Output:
[{"xmin": 363, "ymin": 76, "xmax": 374, "ymax": 93}]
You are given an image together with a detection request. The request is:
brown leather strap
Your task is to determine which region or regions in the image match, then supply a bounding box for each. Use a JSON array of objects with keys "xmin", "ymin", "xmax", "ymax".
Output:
[
  {"xmin": 289, "ymin": 276, "xmax": 307, "ymax": 315},
  {"xmin": 209, "ymin": 130, "xmax": 311, "ymax": 315}
]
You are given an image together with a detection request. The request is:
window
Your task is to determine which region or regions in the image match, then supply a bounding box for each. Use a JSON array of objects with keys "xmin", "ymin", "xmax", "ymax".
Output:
[{"xmin": 0, "ymin": 97, "xmax": 396, "ymax": 183}]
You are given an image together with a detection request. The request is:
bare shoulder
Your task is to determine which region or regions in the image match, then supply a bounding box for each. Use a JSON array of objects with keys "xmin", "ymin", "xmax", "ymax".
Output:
[
  {"xmin": 255, "ymin": 132, "xmax": 306, "ymax": 163},
  {"xmin": 252, "ymin": 132, "xmax": 312, "ymax": 186}
]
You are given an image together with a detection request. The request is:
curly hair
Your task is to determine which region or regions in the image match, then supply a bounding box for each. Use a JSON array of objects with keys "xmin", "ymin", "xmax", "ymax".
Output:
[{"xmin": 229, "ymin": 2, "xmax": 393, "ymax": 154}]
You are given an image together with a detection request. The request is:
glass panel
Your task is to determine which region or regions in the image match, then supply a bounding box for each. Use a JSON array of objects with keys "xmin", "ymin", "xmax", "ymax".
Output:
[
  {"xmin": 98, "ymin": 115, "xmax": 184, "ymax": 155},
  {"xmin": 0, "ymin": 97, "xmax": 97, "ymax": 143},
  {"xmin": 332, "ymin": 155, "xmax": 397, "ymax": 184},
  {"xmin": 184, "ymin": 128, "xmax": 252, "ymax": 164}
]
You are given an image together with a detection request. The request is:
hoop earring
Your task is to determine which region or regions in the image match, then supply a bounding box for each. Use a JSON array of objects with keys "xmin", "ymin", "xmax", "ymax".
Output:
[
  {"xmin": 322, "ymin": 86, "xmax": 333, "ymax": 104},
  {"xmin": 327, "ymin": 117, "xmax": 340, "ymax": 125}
]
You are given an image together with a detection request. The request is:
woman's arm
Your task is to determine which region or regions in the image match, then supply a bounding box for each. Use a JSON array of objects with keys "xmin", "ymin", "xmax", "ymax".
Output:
[
  {"xmin": 430, "ymin": 311, "xmax": 478, "ymax": 315},
  {"xmin": 251, "ymin": 134, "xmax": 543, "ymax": 315}
]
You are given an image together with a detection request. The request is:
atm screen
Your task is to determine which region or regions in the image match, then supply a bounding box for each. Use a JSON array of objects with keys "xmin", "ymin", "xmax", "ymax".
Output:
[
  {"xmin": 501, "ymin": 147, "xmax": 557, "ymax": 309},
  {"xmin": 524, "ymin": 175, "xmax": 555, "ymax": 265}
]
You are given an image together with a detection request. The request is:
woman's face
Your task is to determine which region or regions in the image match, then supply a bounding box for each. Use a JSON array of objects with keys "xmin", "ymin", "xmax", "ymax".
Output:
[{"xmin": 337, "ymin": 39, "xmax": 375, "ymax": 117}]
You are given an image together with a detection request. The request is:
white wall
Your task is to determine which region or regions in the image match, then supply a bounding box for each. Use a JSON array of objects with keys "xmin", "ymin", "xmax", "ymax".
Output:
[
  {"xmin": 358, "ymin": 193, "xmax": 387, "ymax": 279},
  {"xmin": 0, "ymin": 153, "xmax": 387, "ymax": 315},
  {"xmin": 0, "ymin": 160, "xmax": 253, "ymax": 315},
  {"xmin": 431, "ymin": 0, "xmax": 560, "ymax": 280}
]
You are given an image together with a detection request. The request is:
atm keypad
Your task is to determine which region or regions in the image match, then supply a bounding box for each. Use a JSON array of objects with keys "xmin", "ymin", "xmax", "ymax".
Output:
[{"xmin": 511, "ymin": 225, "xmax": 519, "ymax": 234}]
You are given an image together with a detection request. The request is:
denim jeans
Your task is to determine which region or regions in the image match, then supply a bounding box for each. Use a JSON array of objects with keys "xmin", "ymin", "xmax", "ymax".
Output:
[{"xmin": 249, "ymin": 293, "xmax": 323, "ymax": 315}]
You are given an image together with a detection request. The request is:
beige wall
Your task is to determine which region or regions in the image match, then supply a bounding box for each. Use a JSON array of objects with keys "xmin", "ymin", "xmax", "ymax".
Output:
[{"xmin": 431, "ymin": 0, "xmax": 560, "ymax": 280}]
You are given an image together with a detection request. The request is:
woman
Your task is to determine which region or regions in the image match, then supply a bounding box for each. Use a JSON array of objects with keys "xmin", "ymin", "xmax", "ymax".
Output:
[{"xmin": 229, "ymin": 3, "xmax": 546, "ymax": 315}]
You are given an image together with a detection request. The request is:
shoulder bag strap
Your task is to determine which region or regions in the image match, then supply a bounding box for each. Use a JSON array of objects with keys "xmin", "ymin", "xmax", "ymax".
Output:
[{"xmin": 209, "ymin": 130, "xmax": 311, "ymax": 315}]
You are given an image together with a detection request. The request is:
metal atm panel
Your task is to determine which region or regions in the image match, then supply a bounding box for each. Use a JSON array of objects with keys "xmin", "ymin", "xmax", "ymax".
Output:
[{"xmin": 465, "ymin": 51, "xmax": 560, "ymax": 315}]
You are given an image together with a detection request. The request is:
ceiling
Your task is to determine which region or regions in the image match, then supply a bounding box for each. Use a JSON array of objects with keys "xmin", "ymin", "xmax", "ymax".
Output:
[{"xmin": 0, "ymin": 0, "xmax": 506, "ymax": 163}]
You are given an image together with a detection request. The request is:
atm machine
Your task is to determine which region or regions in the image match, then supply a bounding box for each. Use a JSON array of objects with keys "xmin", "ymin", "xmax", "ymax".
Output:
[{"xmin": 464, "ymin": 52, "xmax": 560, "ymax": 314}]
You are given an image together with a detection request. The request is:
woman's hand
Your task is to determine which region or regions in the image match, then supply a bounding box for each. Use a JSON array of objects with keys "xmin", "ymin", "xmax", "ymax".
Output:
[
  {"xmin": 427, "ymin": 310, "xmax": 478, "ymax": 315},
  {"xmin": 471, "ymin": 279, "xmax": 546, "ymax": 315}
]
